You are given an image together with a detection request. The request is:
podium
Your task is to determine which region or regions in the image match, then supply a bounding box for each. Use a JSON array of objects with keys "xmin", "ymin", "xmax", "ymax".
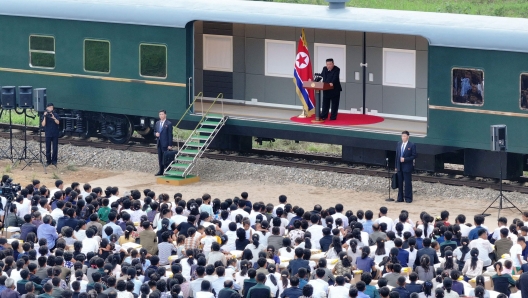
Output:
[{"xmin": 302, "ymin": 81, "xmax": 333, "ymax": 123}]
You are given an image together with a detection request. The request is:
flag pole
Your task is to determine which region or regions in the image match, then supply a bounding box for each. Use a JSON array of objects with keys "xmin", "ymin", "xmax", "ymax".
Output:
[{"xmin": 298, "ymin": 108, "xmax": 307, "ymax": 118}]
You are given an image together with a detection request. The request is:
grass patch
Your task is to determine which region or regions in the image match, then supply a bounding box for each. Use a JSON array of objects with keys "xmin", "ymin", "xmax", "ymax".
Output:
[
  {"xmin": 4, "ymin": 164, "xmax": 11, "ymax": 173},
  {"xmin": 66, "ymin": 163, "xmax": 78, "ymax": 171},
  {"xmin": 173, "ymin": 127, "xmax": 193, "ymax": 142},
  {"xmin": 51, "ymin": 172, "xmax": 61, "ymax": 179},
  {"xmin": 0, "ymin": 110, "xmax": 40, "ymax": 126},
  {"xmin": 253, "ymin": 138, "xmax": 342, "ymax": 155},
  {"xmin": 269, "ymin": 0, "xmax": 528, "ymax": 17}
]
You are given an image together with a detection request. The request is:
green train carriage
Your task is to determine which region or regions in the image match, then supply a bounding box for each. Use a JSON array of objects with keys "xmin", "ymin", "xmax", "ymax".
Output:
[{"xmin": 2, "ymin": 0, "xmax": 528, "ymax": 179}]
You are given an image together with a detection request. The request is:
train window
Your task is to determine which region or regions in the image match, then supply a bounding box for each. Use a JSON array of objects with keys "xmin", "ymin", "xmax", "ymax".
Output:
[
  {"xmin": 521, "ymin": 74, "xmax": 528, "ymax": 110},
  {"xmin": 29, "ymin": 35, "xmax": 55, "ymax": 69},
  {"xmin": 84, "ymin": 39, "xmax": 110, "ymax": 73},
  {"xmin": 139, "ymin": 44, "xmax": 167, "ymax": 78},
  {"xmin": 452, "ymin": 68, "xmax": 484, "ymax": 106}
]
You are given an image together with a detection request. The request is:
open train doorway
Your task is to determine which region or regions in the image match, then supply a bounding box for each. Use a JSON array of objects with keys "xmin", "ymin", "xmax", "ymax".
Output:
[{"xmin": 192, "ymin": 21, "xmax": 428, "ymax": 137}]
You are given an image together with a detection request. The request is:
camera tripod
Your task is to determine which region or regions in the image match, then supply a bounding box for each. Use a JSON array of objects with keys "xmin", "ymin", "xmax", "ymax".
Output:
[
  {"xmin": 0, "ymin": 109, "xmax": 16, "ymax": 162},
  {"xmin": 12, "ymin": 109, "xmax": 47, "ymax": 173},
  {"xmin": 481, "ymin": 150, "xmax": 521, "ymax": 218}
]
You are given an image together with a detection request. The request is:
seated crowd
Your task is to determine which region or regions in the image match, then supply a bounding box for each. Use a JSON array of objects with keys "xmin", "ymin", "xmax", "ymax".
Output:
[{"xmin": 1, "ymin": 176, "xmax": 528, "ymax": 298}]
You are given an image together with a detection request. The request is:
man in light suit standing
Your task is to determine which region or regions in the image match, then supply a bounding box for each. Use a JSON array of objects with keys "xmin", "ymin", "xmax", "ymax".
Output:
[
  {"xmin": 395, "ymin": 131, "xmax": 416, "ymax": 203},
  {"xmin": 154, "ymin": 110, "xmax": 173, "ymax": 176}
]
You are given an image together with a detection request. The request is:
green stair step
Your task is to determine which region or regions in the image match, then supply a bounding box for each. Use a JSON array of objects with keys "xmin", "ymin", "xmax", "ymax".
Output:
[
  {"xmin": 169, "ymin": 164, "xmax": 188, "ymax": 169},
  {"xmin": 176, "ymin": 156, "xmax": 194, "ymax": 161},
  {"xmin": 165, "ymin": 170, "xmax": 185, "ymax": 177},
  {"xmin": 206, "ymin": 113, "xmax": 224, "ymax": 119},
  {"xmin": 196, "ymin": 128, "xmax": 215, "ymax": 133},
  {"xmin": 201, "ymin": 121, "xmax": 221, "ymax": 126},
  {"xmin": 181, "ymin": 149, "xmax": 199, "ymax": 155},
  {"xmin": 186, "ymin": 142, "xmax": 205, "ymax": 147},
  {"xmin": 191, "ymin": 135, "xmax": 210, "ymax": 140}
]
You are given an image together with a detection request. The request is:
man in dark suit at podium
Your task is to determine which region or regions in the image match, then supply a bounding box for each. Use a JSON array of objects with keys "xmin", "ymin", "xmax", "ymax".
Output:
[
  {"xmin": 395, "ymin": 131, "xmax": 417, "ymax": 203},
  {"xmin": 320, "ymin": 58, "xmax": 342, "ymax": 120},
  {"xmin": 154, "ymin": 110, "xmax": 173, "ymax": 176}
]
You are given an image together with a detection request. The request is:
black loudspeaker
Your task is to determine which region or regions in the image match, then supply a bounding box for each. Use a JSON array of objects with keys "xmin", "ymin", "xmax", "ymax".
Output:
[
  {"xmin": 18, "ymin": 86, "xmax": 33, "ymax": 109},
  {"xmin": 491, "ymin": 124, "xmax": 507, "ymax": 152},
  {"xmin": 33, "ymin": 88, "xmax": 47, "ymax": 112},
  {"xmin": 1, "ymin": 86, "xmax": 16, "ymax": 110}
]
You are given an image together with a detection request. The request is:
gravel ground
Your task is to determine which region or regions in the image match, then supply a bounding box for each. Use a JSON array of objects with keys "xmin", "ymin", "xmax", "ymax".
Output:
[{"xmin": 1, "ymin": 137, "xmax": 528, "ymax": 204}]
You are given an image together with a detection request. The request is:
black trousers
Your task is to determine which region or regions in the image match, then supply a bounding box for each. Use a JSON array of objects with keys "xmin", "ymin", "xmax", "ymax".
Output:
[
  {"xmin": 397, "ymin": 170, "xmax": 413, "ymax": 202},
  {"xmin": 45, "ymin": 136, "xmax": 59, "ymax": 164},
  {"xmin": 157, "ymin": 145, "xmax": 168, "ymax": 173},
  {"xmin": 321, "ymin": 94, "xmax": 340, "ymax": 120}
]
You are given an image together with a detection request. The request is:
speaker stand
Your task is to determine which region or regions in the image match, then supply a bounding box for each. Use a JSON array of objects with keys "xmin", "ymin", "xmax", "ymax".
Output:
[
  {"xmin": 0, "ymin": 109, "xmax": 16, "ymax": 162},
  {"xmin": 15, "ymin": 110, "xmax": 47, "ymax": 173},
  {"xmin": 481, "ymin": 151, "xmax": 521, "ymax": 218}
]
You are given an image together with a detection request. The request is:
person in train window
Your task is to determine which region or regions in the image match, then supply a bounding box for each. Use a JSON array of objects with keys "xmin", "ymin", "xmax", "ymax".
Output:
[
  {"xmin": 460, "ymin": 71, "xmax": 472, "ymax": 97},
  {"xmin": 319, "ymin": 58, "xmax": 342, "ymax": 121}
]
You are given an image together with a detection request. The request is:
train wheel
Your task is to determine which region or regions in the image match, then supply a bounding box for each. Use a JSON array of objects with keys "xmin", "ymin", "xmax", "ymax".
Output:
[
  {"xmin": 79, "ymin": 119, "xmax": 93, "ymax": 140},
  {"xmin": 108, "ymin": 115, "xmax": 133, "ymax": 144},
  {"xmin": 137, "ymin": 126, "xmax": 156, "ymax": 142}
]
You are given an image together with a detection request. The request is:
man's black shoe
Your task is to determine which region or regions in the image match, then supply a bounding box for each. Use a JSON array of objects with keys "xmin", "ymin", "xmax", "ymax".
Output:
[
  {"xmin": 46, "ymin": 162, "xmax": 52, "ymax": 166},
  {"xmin": 405, "ymin": 200, "xmax": 413, "ymax": 203},
  {"xmin": 155, "ymin": 172, "xmax": 163, "ymax": 176},
  {"xmin": 52, "ymin": 162, "xmax": 57, "ymax": 167},
  {"xmin": 395, "ymin": 200, "xmax": 404, "ymax": 203},
  {"xmin": 329, "ymin": 118, "xmax": 337, "ymax": 121}
]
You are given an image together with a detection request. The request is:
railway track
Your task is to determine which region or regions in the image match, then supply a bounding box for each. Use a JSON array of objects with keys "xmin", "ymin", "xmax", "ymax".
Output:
[{"xmin": 1, "ymin": 123, "xmax": 527, "ymax": 194}]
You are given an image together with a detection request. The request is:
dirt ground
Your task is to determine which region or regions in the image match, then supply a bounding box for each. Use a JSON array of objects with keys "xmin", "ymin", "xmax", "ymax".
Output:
[{"xmin": 2, "ymin": 160, "xmax": 527, "ymax": 222}]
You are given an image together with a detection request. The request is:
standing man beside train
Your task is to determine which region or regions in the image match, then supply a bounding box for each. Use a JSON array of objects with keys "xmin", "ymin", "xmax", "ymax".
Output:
[
  {"xmin": 154, "ymin": 110, "xmax": 173, "ymax": 176},
  {"xmin": 41, "ymin": 103, "xmax": 61, "ymax": 166},
  {"xmin": 395, "ymin": 131, "xmax": 416, "ymax": 203}
]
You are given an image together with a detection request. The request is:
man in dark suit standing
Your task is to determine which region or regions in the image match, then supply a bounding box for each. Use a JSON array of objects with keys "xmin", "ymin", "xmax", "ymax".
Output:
[
  {"xmin": 154, "ymin": 110, "xmax": 173, "ymax": 176},
  {"xmin": 41, "ymin": 103, "xmax": 61, "ymax": 166},
  {"xmin": 320, "ymin": 58, "xmax": 342, "ymax": 120},
  {"xmin": 395, "ymin": 130, "xmax": 416, "ymax": 203}
]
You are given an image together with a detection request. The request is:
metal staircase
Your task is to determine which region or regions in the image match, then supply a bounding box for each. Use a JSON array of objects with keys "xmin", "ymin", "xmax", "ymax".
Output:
[{"xmin": 163, "ymin": 93, "xmax": 226, "ymax": 179}]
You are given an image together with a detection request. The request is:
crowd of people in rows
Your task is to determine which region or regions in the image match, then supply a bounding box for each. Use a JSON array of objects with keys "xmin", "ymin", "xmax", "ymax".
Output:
[{"xmin": 1, "ymin": 175, "xmax": 528, "ymax": 298}]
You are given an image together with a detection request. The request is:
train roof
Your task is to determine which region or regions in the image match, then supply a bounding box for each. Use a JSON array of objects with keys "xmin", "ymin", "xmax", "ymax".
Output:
[{"xmin": 3, "ymin": 0, "xmax": 528, "ymax": 53}]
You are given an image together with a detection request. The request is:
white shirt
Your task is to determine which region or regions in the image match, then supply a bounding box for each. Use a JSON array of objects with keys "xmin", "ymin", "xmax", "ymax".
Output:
[
  {"xmin": 328, "ymin": 285, "xmax": 350, "ymax": 298},
  {"xmin": 38, "ymin": 206, "xmax": 50, "ymax": 217},
  {"xmin": 230, "ymin": 209, "xmax": 249, "ymax": 222},
  {"xmin": 393, "ymin": 221, "xmax": 415, "ymax": 237},
  {"xmin": 221, "ymin": 230, "xmax": 237, "ymax": 252},
  {"xmin": 308, "ymin": 278, "xmax": 329, "ymax": 298},
  {"xmin": 401, "ymin": 142, "xmax": 408, "ymax": 153},
  {"xmin": 50, "ymin": 208, "xmax": 64, "ymax": 223},
  {"xmin": 469, "ymin": 238, "xmax": 493, "ymax": 266},
  {"xmin": 109, "ymin": 195, "xmax": 120, "ymax": 205},
  {"xmin": 171, "ymin": 214, "xmax": 188, "ymax": 226},
  {"xmin": 49, "ymin": 188, "xmax": 61, "ymax": 199},
  {"xmin": 306, "ymin": 224, "xmax": 325, "ymax": 249},
  {"xmin": 195, "ymin": 292, "xmax": 214, "ymax": 298},
  {"xmin": 492, "ymin": 225, "xmax": 508, "ymax": 241},
  {"xmin": 459, "ymin": 223, "xmax": 472, "ymax": 238},
  {"xmin": 249, "ymin": 211, "xmax": 261, "ymax": 227},
  {"xmin": 14, "ymin": 199, "xmax": 31, "ymax": 217},
  {"xmin": 81, "ymin": 237, "xmax": 99, "ymax": 254},
  {"xmin": 417, "ymin": 224, "xmax": 434, "ymax": 238},
  {"xmin": 331, "ymin": 213, "xmax": 349, "ymax": 229},
  {"xmin": 219, "ymin": 219, "xmax": 233, "ymax": 233},
  {"xmin": 510, "ymin": 244, "xmax": 526, "ymax": 267},
  {"xmin": 272, "ymin": 204, "xmax": 286, "ymax": 217},
  {"xmin": 375, "ymin": 216, "xmax": 394, "ymax": 232}
]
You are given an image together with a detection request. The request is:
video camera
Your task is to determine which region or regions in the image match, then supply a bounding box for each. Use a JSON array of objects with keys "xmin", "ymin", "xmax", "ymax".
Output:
[{"xmin": 0, "ymin": 178, "xmax": 21, "ymax": 201}]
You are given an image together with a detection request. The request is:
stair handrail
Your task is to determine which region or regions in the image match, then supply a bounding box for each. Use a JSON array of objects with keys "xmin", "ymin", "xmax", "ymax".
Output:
[
  {"xmin": 192, "ymin": 93, "xmax": 224, "ymax": 133},
  {"xmin": 174, "ymin": 92, "xmax": 203, "ymax": 151}
]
